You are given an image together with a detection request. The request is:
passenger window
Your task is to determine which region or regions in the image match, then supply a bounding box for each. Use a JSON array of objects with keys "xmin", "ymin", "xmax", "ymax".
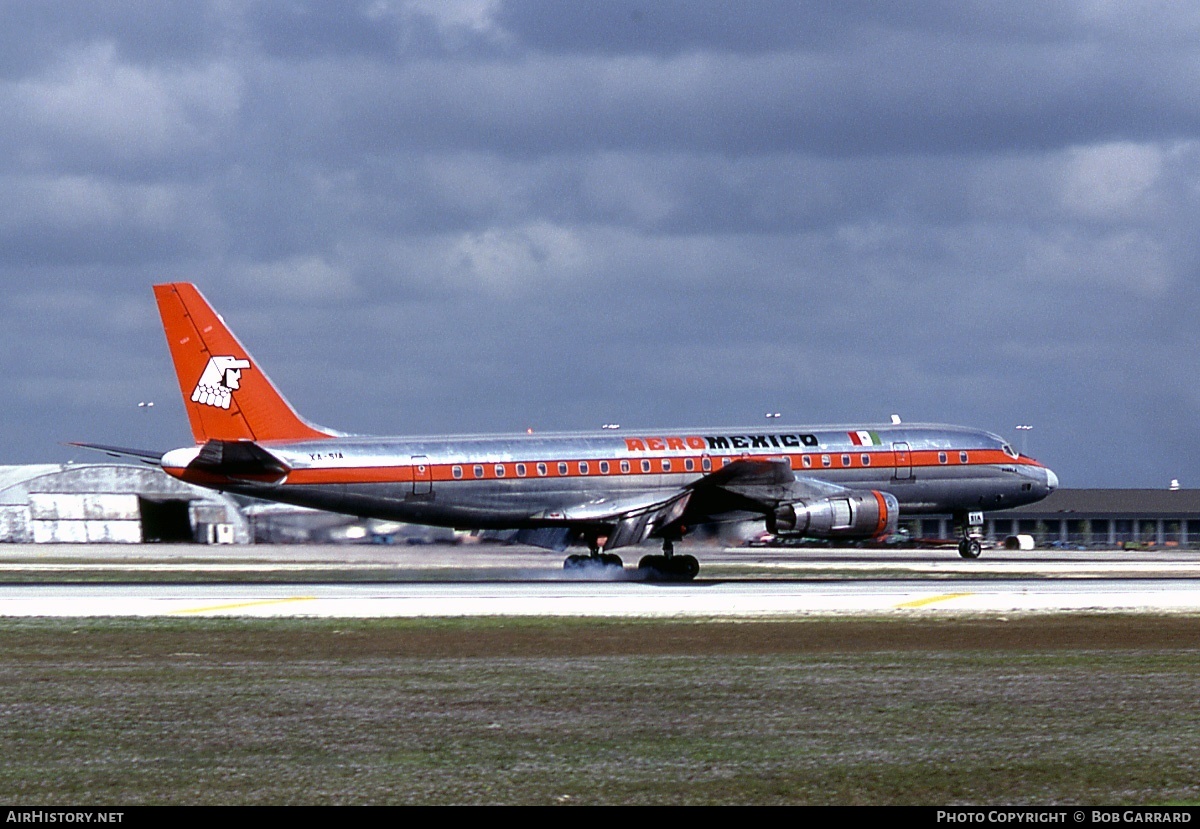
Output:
[
  {"xmin": 684, "ymin": 458, "xmax": 694, "ymax": 472},
  {"xmin": 641, "ymin": 460, "xmax": 651, "ymax": 473},
  {"xmin": 495, "ymin": 464, "xmax": 505, "ymax": 477},
  {"xmin": 537, "ymin": 463, "xmax": 547, "ymax": 476},
  {"xmin": 599, "ymin": 461, "xmax": 610, "ymax": 474},
  {"xmin": 802, "ymin": 456, "xmax": 812, "ymax": 468},
  {"xmin": 473, "ymin": 465, "xmax": 484, "ymax": 479},
  {"xmin": 452, "ymin": 465, "xmax": 463, "ymax": 479},
  {"xmin": 620, "ymin": 460, "xmax": 630, "ymax": 473},
  {"xmin": 939, "ymin": 452, "xmax": 947, "ymax": 464},
  {"xmin": 662, "ymin": 459, "xmax": 671, "ymax": 472},
  {"xmin": 558, "ymin": 462, "xmax": 568, "ymax": 475},
  {"xmin": 821, "ymin": 455, "xmax": 831, "ymax": 468},
  {"xmin": 960, "ymin": 451, "xmax": 969, "ymax": 464},
  {"xmin": 841, "ymin": 454, "xmax": 850, "ymax": 467},
  {"xmin": 861, "ymin": 454, "xmax": 870, "ymax": 466},
  {"xmin": 702, "ymin": 457, "xmax": 712, "ymax": 471},
  {"xmin": 579, "ymin": 461, "xmax": 589, "ymax": 475},
  {"xmin": 516, "ymin": 463, "xmax": 526, "ymax": 477}
]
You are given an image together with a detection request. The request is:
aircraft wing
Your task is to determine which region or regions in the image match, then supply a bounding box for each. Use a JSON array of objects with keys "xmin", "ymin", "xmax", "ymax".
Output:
[
  {"xmin": 519, "ymin": 458, "xmax": 863, "ymax": 552},
  {"xmin": 682, "ymin": 457, "xmax": 853, "ymax": 519},
  {"xmin": 527, "ymin": 489, "xmax": 694, "ymax": 552}
]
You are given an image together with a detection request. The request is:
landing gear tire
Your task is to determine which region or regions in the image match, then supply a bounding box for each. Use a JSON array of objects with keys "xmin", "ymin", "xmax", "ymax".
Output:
[
  {"xmin": 637, "ymin": 553, "xmax": 699, "ymax": 581},
  {"xmin": 958, "ymin": 538, "xmax": 982, "ymax": 559},
  {"xmin": 675, "ymin": 554, "xmax": 699, "ymax": 579}
]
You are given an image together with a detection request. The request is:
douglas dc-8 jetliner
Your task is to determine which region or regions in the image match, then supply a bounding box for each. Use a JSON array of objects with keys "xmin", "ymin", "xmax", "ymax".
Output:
[{"xmin": 77, "ymin": 283, "xmax": 1058, "ymax": 579}]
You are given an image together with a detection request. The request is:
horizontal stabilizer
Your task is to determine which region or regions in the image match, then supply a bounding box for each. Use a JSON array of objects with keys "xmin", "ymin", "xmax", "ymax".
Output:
[
  {"xmin": 189, "ymin": 440, "xmax": 289, "ymax": 482},
  {"xmin": 66, "ymin": 442, "xmax": 162, "ymax": 466}
]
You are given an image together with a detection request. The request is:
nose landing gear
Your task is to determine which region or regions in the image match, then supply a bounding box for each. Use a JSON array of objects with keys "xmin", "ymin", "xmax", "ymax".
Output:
[
  {"xmin": 957, "ymin": 537, "xmax": 982, "ymax": 559},
  {"xmin": 955, "ymin": 511, "xmax": 985, "ymax": 559}
]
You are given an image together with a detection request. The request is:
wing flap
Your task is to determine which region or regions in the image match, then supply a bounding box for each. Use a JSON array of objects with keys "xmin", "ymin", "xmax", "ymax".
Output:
[
  {"xmin": 511, "ymin": 527, "xmax": 577, "ymax": 552},
  {"xmin": 607, "ymin": 490, "xmax": 691, "ymax": 550},
  {"xmin": 529, "ymin": 489, "xmax": 694, "ymax": 552}
]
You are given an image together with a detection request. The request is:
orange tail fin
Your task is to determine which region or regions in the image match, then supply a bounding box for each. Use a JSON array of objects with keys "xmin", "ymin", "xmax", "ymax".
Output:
[{"xmin": 154, "ymin": 283, "xmax": 333, "ymax": 444}]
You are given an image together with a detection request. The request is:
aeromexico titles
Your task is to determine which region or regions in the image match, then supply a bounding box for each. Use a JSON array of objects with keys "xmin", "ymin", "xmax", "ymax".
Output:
[{"xmin": 76, "ymin": 283, "xmax": 1058, "ymax": 580}]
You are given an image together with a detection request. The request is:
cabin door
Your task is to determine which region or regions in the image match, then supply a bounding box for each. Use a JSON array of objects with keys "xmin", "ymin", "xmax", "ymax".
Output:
[
  {"xmin": 891, "ymin": 442, "xmax": 912, "ymax": 480},
  {"xmin": 411, "ymin": 455, "xmax": 433, "ymax": 497}
]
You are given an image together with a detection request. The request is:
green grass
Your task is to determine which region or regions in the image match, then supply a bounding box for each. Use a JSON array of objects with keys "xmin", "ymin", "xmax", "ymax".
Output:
[{"xmin": 1, "ymin": 616, "xmax": 1198, "ymax": 804}]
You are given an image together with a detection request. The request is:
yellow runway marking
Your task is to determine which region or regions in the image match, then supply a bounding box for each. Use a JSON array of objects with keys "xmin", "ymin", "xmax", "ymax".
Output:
[
  {"xmin": 172, "ymin": 596, "xmax": 317, "ymax": 614},
  {"xmin": 896, "ymin": 592, "xmax": 974, "ymax": 609}
]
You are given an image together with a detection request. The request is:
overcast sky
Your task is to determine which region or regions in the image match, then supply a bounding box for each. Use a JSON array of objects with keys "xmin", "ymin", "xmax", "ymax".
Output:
[{"xmin": 3, "ymin": 1, "xmax": 1199, "ymax": 488}]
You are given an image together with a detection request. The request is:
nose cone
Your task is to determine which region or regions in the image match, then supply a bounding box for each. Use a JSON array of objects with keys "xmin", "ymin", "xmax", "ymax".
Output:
[{"xmin": 1045, "ymin": 468, "xmax": 1059, "ymax": 493}]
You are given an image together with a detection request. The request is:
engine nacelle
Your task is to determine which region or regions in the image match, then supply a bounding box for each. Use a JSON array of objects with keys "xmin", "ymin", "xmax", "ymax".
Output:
[{"xmin": 772, "ymin": 490, "xmax": 899, "ymax": 539}]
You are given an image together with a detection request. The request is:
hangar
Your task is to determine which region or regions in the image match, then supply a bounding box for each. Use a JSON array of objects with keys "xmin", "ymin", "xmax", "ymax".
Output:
[{"xmin": 0, "ymin": 463, "xmax": 250, "ymax": 544}]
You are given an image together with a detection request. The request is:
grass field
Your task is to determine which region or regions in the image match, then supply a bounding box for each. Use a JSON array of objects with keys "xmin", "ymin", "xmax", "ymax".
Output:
[{"xmin": 1, "ymin": 615, "xmax": 1198, "ymax": 805}]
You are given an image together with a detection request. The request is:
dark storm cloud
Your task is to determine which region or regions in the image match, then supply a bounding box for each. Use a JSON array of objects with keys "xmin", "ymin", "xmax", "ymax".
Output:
[
  {"xmin": 494, "ymin": 1, "xmax": 1092, "ymax": 55},
  {"xmin": 0, "ymin": 3, "xmax": 220, "ymax": 76},
  {"xmin": 2, "ymin": 1, "xmax": 1200, "ymax": 487}
]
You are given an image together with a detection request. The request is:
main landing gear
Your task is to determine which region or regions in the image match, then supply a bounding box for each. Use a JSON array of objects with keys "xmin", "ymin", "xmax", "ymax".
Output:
[
  {"xmin": 562, "ymin": 535, "xmax": 699, "ymax": 581},
  {"xmin": 637, "ymin": 538, "xmax": 699, "ymax": 581},
  {"xmin": 563, "ymin": 536, "xmax": 623, "ymax": 572},
  {"xmin": 563, "ymin": 551, "xmax": 623, "ymax": 570}
]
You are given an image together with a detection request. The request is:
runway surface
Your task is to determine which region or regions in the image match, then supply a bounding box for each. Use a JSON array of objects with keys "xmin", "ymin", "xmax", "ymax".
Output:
[
  {"xmin": 2, "ymin": 543, "xmax": 1199, "ymax": 617},
  {"xmin": 2, "ymin": 578, "xmax": 1199, "ymax": 617}
]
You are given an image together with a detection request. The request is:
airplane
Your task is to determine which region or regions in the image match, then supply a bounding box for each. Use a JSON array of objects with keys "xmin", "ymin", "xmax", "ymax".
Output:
[{"xmin": 75, "ymin": 283, "xmax": 1058, "ymax": 579}]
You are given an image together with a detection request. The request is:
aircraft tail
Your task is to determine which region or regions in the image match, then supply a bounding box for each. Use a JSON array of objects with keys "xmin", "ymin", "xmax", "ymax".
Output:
[{"xmin": 153, "ymin": 283, "xmax": 334, "ymax": 444}]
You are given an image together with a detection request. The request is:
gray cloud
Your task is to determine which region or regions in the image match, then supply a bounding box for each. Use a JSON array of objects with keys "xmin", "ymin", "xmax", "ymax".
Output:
[{"xmin": 2, "ymin": 1, "xmax": 1199, "ymax": 488}]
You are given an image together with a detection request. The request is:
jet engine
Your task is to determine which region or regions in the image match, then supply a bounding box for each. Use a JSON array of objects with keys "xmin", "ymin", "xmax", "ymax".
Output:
[{"xmin": 771, "ymin": 490, "xmax": 899, "ymax": 539}]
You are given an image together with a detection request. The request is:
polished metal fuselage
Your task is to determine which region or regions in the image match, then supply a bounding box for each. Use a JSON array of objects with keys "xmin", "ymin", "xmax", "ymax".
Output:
[{"xmin": 165, "ymin": 422, "xmax": 1056, "ymax": 531}]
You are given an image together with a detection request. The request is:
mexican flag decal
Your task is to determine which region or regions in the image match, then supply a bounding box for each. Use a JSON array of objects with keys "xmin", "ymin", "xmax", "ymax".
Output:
[{"xmin": 849, "ymin": 430, "xmax": 882, "ymax": 446}]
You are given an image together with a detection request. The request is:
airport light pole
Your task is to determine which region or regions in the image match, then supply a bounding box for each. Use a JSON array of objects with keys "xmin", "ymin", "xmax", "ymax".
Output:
[{"xmin": 1015, "ymin": 424, "xmax": 1032, "ymax": 456}]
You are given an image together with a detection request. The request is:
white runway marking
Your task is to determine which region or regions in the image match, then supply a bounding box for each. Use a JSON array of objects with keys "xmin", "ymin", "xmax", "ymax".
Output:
[{"xmin": 2, "ymin": 579, "xmax": 1200, "ymax": 618}]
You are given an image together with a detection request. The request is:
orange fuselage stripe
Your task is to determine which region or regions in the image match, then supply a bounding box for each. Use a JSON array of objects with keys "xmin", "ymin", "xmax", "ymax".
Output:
[{"xmin": 165, "ymin": 447, "xmax": 1041, "ymax": 486}]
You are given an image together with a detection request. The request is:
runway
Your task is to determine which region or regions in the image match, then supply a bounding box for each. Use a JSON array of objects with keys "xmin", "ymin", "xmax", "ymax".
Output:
[
  {"xmin": 1, "ymin": 577, "xmax": 1199, "ymax": 617},
  {"xmin": 2, "ymin": 543, "xmax": 1199, "ymax": 617}
]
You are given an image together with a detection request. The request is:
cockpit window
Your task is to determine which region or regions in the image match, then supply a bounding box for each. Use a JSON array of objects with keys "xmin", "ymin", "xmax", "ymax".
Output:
[{"xmin": 1003, "ymin": 443, "xmax": 1018, "ymax": 459}]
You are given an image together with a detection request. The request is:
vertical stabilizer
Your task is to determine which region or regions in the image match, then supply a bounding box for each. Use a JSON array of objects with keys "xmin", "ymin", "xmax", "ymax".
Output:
[{"xmin": 153, "ymin": 283, "xmax": 333, "ymax": 444}]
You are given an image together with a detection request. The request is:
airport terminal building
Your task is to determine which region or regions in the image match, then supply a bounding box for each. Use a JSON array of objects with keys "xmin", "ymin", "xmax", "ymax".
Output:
[{"xmin": 914, "ymin": 489, "xmax": 1200, "ymax": 548}]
